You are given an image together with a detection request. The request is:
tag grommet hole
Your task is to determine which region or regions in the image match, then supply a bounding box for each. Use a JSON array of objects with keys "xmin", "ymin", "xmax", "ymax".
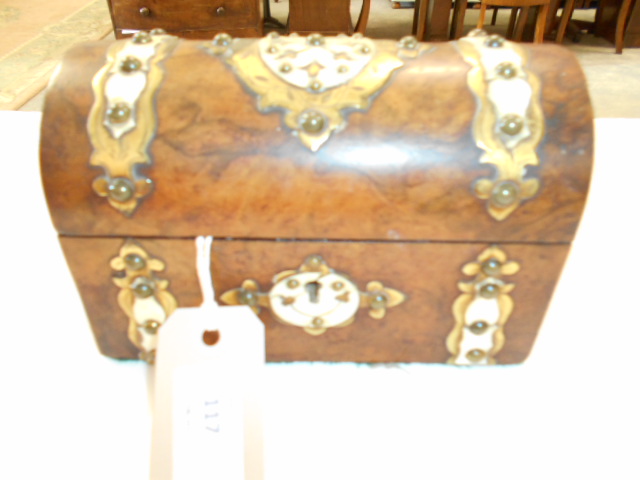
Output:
[{"xmin": 203, "ymin": 330, "xmax": 220, "ymax": 346}]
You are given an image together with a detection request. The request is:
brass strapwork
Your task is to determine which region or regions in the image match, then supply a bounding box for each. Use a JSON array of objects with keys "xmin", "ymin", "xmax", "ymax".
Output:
[
  {"xmin": 87, "ymin": 31, "xmax": 178, "ymax": 216},
  {"xmin": 110, "ymin": 239, "xmax": 177, "ymax": 363},
  {"xmin": 458, "ymin": 30, "xmax": 544, "ymax": 221},
  {"xmin": 446, "ymin": 245, "xmax": 520, "ymax": 365},
  {"xmin": 221, "ymin": 254, "xmax": 406, "ymax": 335},
  {"xmin": 203, "ymin": 33, "xmax": 431, "ymax": 152}
]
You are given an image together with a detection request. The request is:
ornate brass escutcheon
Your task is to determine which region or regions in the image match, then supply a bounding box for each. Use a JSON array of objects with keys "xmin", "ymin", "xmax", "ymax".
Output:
[
  {"xmin": 446, "ymin": 245, "xmax": 520, "ymax": 365},
  {"xmin": 110, "ymin": 239, "xmax": 177, "ymax": 363},
  {"xmin": 221, "ymin": 255, "xmax": 406, "ymax": 335}
]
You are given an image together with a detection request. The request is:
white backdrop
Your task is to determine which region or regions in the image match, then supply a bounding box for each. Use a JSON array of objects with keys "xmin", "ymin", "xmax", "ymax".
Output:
[{"xmin": 1, "ymin": 112, "xmax": 638, "ymax": 480}]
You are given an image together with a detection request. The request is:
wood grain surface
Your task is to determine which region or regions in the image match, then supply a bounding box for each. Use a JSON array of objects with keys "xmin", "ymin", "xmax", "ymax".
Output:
[{"xmin": 41, "ymin": 39, "xmax": 593, "ymax": 244}]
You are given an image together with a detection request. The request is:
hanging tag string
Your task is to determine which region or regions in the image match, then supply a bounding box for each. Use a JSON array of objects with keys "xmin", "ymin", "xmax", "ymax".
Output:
[{"xmin": 195, "ymin": 236, "xmax": 216, "ymax": 308}]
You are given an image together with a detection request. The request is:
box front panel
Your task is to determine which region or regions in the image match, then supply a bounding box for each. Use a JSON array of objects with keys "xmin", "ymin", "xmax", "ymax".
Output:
[{"xmin": 60, "ymin": 236, "xmax": 569, "ymax": 365}]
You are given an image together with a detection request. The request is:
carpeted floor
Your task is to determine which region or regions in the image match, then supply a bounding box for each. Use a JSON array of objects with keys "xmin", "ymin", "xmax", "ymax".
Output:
[
  {"xmin": 3, "ymin": 0, "xmax": 639, "ymax": 117},
  {"xmin": 0, "ymin": 0, "xmax": 112, "ymax": 110}
]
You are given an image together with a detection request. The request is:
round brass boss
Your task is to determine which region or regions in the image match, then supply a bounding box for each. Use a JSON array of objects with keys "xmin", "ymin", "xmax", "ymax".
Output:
[
  {"xmin": 466, "ymin": 349, "xmax": 487, "ymax": 362},
  {"xmin": 499, "ymin": 114, "xmax": 525, "ymax": 135},
  {"xmin": 299, "ymin": 111, "xmax": 326, "ymax": 134},
  {"xmin": 469, "ymin": 321, "xmax": 489, "ymax": 335},
  {"xmin": 479, "ymin": 283, "xmax": 499, "ymax": 299},
  {"xmin": 108, "ymin": 177, "xmax": 135, "ymax": 202},
  {"xmin": 106, "ymin": 103, "xmax": 132, "ymax": 124},
  {"xmin": 133, "ymin": 278, "xmax": 155, "ymax": 298},
  {"xmin": 124, "ymin": 253, "xmax": 146, "ymax": 271},
  {"xmin": 481, "ymin": 258, "xmax": 502, "ymax": 276},
  {"xmin": 120, "ymin": 56, "xmax": 142, "ymax": 73},
  {"xmin": 491, "ymin": 180, "xmax": 520, "ymax": 208},
  {"xmin": 238, "ymin": 289, "xmax": 258, "ymax": 307}
]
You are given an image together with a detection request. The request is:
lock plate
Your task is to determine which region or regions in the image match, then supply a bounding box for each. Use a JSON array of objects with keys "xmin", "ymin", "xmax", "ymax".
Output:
[{"xmin": 221, "ymin": 255, "xmax": 406, "ymax": 335}]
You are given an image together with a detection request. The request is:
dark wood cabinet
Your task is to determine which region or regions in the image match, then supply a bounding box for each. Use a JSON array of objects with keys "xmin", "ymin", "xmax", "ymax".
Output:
[{"xmin": 107, "ymin": 0, "xmax": 263, "ymax": 38}]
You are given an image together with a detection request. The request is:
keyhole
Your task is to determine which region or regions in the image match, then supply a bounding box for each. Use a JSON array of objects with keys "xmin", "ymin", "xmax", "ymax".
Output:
[{"xmin": 305, "ymin": 281, "xmax": 322, "ymax": 303}]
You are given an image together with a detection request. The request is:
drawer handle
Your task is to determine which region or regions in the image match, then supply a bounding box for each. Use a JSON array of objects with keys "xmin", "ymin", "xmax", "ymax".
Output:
[
  {"xmin": 139, "ymin": 6, "xmax": 150, "ymax": 16},
  {"xmin": 216, "ymin": 6, "xmax": 226, "ymax": 15}
]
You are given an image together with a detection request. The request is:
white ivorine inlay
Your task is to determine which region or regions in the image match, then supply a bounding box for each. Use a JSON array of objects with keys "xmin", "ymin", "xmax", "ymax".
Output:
[
  {"xmin": 258, "ymin": 36, "xmax": 376, "ymax": 92},
  {"xmin": 455, "ymin": 295, "xmax": 501, "ymax": 365},
  {"xmin": 103, "ymin": 38, "xmax": 163, "ymax": 139},
  {"xmin": 464, "ymin": 296, "xmax": 500, "ymax": 325},
  {"xmin": 462, "ymin": 36, "xmax": 534, "ymax": 150},
  {"xmin": 133, "ymin": 296, "xmax": 167, "ymax": 352},
  {"xmin": 488, "ymin": 78, "xmax": 533, "ymax": 148},
  {"xmin": 454, "ymin": 324, "xmax": 499, "ymax": 365},
  {"xmin": 269, "ymin": 271, "xmax": 360, "ymax": 328}
]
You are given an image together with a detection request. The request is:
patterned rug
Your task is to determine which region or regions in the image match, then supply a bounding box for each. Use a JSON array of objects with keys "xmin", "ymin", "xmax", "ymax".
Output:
[{"xmin": 0, "ymin": 0, "xmax": 113, "ymax": 110}]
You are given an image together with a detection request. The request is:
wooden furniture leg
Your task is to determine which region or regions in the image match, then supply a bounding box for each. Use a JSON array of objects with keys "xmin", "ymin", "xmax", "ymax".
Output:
[
  {"xmin": 415, "ymin": 0, "xmax": 430, "ymax": 40},
  {"xmin": 535, "ymin": 3, "xmax": 550, "ymax": 41},
  {"xmin": 355, "ymin": 0, "xmax": 372, "ymax": 33},
  {"xmin": 451, "ymin": 0, "xmax": 470, "ymax": 39},
  {"xmin": 616, "ymin": 0, "xmax": 634, "ymax": 52},
  {"xmin": 554, "ymin": 0, "xmax": 576, "ymax": 42}
]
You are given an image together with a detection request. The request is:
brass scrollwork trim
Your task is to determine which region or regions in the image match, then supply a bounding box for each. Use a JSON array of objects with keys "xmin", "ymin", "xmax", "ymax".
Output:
[
  {"xmin": 220, "ymin": 255, "xmax": 406, "ymax": 335},
  {"xmin": 458, "ymin": 31, "xmax": 544, "ymax": 221},
  {"xmin": 87, "ymin": 30, "xmax": 178, "ymax": 216},
  {"xmin": 204, "ymin": 33, "xmax": 430, "ymax": 152},
  {"xmin": 446, "ymin": 246, "xmax": 520, "ymax": 365},
  {"xmin": 111, "ymin": 239, "xmax": 177, "ymax": 363}
]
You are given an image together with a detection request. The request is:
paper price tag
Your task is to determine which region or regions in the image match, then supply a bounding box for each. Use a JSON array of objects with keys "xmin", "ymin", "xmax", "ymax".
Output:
[
  {"xmin": 150, "ymin": 237, "xmax": 265, "ymax": 480},
  {"xmin": 151, "ymin": 305, "xmax": 265, "ymax": 480}
]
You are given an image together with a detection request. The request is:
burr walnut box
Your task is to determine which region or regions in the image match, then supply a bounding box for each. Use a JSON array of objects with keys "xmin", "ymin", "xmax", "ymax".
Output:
[{"xmin": 40, "ymin": 31, "xmax": 593, "ymax": 365}]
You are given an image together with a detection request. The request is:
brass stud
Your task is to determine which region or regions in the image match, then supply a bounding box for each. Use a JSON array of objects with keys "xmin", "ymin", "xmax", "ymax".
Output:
[
  {"xmin": 132, "ymin": 31, "xmax": 152, "ymax": 44},
  {"xmin": 108, "ymin": 177, "xmax": 135, "ymax": 202},
  {"xmin": 120, "ymin": 56, "xmax": 142, "ymax": 73},
  {"xmin": 267, "ymin": 46, "xmax": 278, "ymax": 54},
  {"xmin": 150, "ymin": 28, "xmax": 166, "ymax": 35},
  {"xmin": 213, "ymin": 33, "xmax": 232, "ymax": 47},
  {"xmin": 360, "ymin": 45, "xmax": 371, "ymax": 54},
  {"xmin": 499, "ymin": 114, "xmax": 525, "ymax": 136},
  {"xmin": 309, "ymin": 80, "xmax": 322, "ymax": 92},
  {"xmin": 307, "ymin": 33, "xmax": 325, "ymax": 46},
  {"xmin": 268, "ymin": 32, "xmax": 280, "ymax": 39},
  {"xmin": 287, "ymin": 279, "xmax": 300, "ymax": 289},
  {"xmin": 332, "ymin": 281, "xmax": 344, "ymax": 291},
  {"xmin": 311, "ymin": 317, "xmax": 324, "ymax": 327},
  {"xmin": 468, "ymin": 321, "xmax": 489, "ymax": 335},
  {"xmin": 306, "ymin": 255, "xmax": 323, "ymax": 268},
  {"xmin": 216, "ymin": 6, "xmax": 225, "ymax": 14},
  {"xmin": 491, "ymin": 180, "xmax": 520, "ymax": 208},
  {"xmin": 337, "ymin": 65, "xmax": 349, "ymax": 74},
  {"xmin": 280, "ymin": 63, "xmax": 292, "ymax": 73},
  {"xmin": 481, "ymin": 258, "xmax": 502, "ymax": 276},
  {"xmin": 370, "ymin": 293, "xmax": 387, "ymax": 310},
  {"xmin": 466, "ymin": 349, "xmax": 486, "ymax": 362},
  {"xmin": 299, "ymin": 111, "xmax": 326, "ymax": 134},
  {"xmin": 124, "ymin": 253, "xmax": 146, "ymax": 271},
  {"xmin": 352, "ymin": 33, "xmax": 363, "ymax": 39},
  {"xmin": 485, "ymin": 34, "xmax": 505, "ymax": 48},
  {"xmin": 139, "ymin": 7, "xmax": 150, "ymax": 16},
  {"xmin": 133, "ymin": 278, "xmax": 155, "ymax": 298},
  {"xmin": 106, "ymin": 102, "xmax": 132, "ymax": 124},
  {"xmin": 479, "ymin": 283, "xmax": 499, "ymax": 299},
  {"xmin": 496, "ymin": 62, "xmax": 517, "ymax": 79},
  {"xmin": 143, "ymin": 320, "xmax": 161, "ymax": 334},
  {"xmin": 238, "ymin": 289, "xmax": 258, "ymax": 307},
  {"xmin": 399, "ymin": 36, "xmax": 418, "ymax": 49}
]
